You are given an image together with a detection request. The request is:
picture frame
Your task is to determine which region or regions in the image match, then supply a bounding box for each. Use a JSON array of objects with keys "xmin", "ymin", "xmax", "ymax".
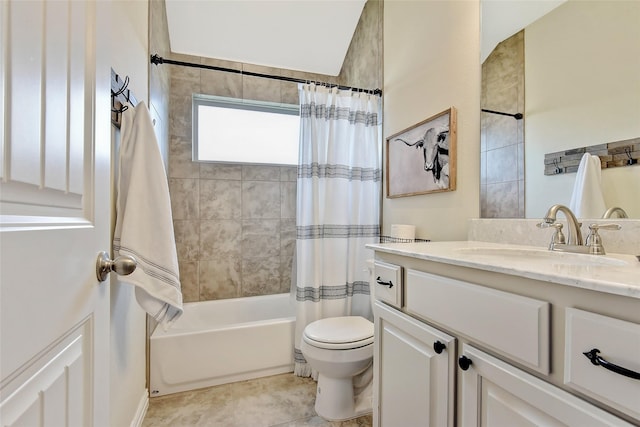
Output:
[{"xmin": 386, "ymin": 107, "xmax": 457, "ymax": 198}]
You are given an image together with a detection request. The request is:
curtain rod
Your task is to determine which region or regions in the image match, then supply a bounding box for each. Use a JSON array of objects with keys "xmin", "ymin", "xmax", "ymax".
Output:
[
  {"xmin": 150, "ymin": 54, "xmax": 382, "ymax": 96},
  {"xmin": 481, "ymin": 108, "xmax": 523, "ymax": 120}
]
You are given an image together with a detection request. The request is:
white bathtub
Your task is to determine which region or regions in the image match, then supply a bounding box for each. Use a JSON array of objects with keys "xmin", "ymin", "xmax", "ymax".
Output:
[{"xmin": 149, "ymin": 293, "xmax": 296, "ymax": 396}]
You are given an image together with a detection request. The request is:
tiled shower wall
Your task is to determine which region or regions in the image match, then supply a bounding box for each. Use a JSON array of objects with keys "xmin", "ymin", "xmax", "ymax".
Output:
[
  {"xmin": 168, "ymin": 1, "xmax": 382, "ymax": 302},
  {"xmin": 168, "ymin": 62, "xmax": 302, "ymax": 301},
  {"xmin": 481, "ymin": 31, "xmax": 525, "ymax": 218}
]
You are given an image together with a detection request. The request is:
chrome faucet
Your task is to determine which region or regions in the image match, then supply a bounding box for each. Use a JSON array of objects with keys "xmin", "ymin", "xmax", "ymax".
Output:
[
  {"xmin": 602, "ymin": 206, "xmax": 628, "ymax": 219},
  {"xmin": 542, "ymin": 204, "xmax": 583, "ymax": 246}
]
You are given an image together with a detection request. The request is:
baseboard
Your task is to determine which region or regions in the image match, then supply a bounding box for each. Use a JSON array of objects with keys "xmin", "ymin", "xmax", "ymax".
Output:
[{"xmin": 130, "ymin": 388, "xmax": 149, "ymax": 427}]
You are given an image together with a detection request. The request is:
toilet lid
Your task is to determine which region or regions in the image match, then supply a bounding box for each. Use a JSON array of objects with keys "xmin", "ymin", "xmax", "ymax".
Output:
[{"xmin": 303, "ymin": 316, "xmax": 373, "ymax": 348}]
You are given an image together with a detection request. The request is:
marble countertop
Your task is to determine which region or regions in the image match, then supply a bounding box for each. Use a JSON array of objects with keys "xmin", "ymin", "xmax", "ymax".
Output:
[{"xmin": 366, "ymin": 241, "xmax": 640, "ymax": 299}]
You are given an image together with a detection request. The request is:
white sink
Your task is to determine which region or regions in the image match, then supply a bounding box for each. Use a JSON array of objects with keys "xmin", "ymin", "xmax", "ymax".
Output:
[{"xmin": 454, "ymin": 247, "xmax": 629, "ymax": 267}]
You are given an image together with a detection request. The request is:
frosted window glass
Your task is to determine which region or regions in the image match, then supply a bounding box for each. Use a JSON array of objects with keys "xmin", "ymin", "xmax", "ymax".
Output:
[{"xmin": 195, "ymin": 98, "xmax": 299, "ymax": 165}]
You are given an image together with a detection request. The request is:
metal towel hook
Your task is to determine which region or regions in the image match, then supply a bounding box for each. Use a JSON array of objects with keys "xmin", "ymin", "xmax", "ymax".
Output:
[{"xmin": 625, "ymin": 146, "xmax": 637, "ymax": 165}]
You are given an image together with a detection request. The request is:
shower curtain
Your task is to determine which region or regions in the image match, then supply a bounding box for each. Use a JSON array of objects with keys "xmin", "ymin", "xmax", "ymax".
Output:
[{"xmin": 293, "ymin": 83, "xmax": 382, "ymax": 377}]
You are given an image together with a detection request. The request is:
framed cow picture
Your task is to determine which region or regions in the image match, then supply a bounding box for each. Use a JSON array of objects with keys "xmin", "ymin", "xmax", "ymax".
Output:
[{"xmin": 386, "ymin": 107, "xmax": 457, "ymax": 198}]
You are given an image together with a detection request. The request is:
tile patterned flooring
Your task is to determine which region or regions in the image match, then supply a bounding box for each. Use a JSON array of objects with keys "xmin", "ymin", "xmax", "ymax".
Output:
[{"xmin": 142, "ymin": 373, "xmax": 373, "ymax": 427}]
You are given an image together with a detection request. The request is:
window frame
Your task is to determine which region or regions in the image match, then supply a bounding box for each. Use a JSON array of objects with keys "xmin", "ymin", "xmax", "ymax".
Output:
[{"xmin": 192, "ymin": 94, "xmax": 300, "ymax": 166}]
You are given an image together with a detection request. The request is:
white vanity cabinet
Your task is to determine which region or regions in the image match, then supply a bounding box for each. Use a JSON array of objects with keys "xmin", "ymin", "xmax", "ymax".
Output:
[{"xmin": 370, "ymin": 249, "xmax": 640, "ymax": 427}]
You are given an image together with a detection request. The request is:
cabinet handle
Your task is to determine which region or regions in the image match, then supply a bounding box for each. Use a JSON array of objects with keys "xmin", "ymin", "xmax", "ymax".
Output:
[
  {"xmin": 583, "ymin": 349, "xmax": 640, "ymax": 380},
  {"xmin": 376, "ymin": 276, "xmax": 394, "ymax": 288},
  {"xmin": 433, "ymin": 341, "xmax": 446, "ymax": 354},
  {"xmin": 458, "ymin": 355, "xmax": 472, "ymax": 371}
]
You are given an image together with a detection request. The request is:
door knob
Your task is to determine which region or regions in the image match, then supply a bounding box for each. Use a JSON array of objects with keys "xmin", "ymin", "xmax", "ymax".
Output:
[{"xmin": 96, "ymin": 251, "xmax": 137, "ymax": 282}]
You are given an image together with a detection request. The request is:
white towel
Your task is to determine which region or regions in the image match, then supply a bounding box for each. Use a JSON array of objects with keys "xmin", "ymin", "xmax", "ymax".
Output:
[
  {"xmin": 569, "ymin": 153, "xmax": 607, "ymax": 218},
  {"xmin": 114, "ymin": 102, "xmax": 183, "ymax": 328}
]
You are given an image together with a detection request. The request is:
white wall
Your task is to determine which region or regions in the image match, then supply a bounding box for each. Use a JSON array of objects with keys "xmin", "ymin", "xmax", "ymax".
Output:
[
  {"xmin": 383, "ymin": 0, "xmax": 481, "ymax": 241},
  {"xmin": 110, "ymin": 1, "xmax": 150, "ymax": 426},
  {"xmin": 525, "ymin": 0, "xmax": 640, "ymax": 219}
]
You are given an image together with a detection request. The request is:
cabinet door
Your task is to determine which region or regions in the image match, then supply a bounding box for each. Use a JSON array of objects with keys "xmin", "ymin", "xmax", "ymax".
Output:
[
  {"xmin": 460, "ymin": 344, "xmax": 634, "ymax": 427},
  {"xmin": 373, "ymin": 301, "xmax": 455, "ymax": 427}
]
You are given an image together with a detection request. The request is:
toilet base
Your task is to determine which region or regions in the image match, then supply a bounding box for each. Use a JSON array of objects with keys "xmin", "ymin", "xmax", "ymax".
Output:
[{"xmin": 314, "ymin": 374, "xmax": 372, "ymax": 421}]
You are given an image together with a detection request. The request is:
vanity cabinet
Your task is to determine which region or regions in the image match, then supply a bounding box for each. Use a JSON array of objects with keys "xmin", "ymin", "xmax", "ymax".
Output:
[{"xmin": 371, "ymin": 253, "xmax": 639, "ymax": 427}]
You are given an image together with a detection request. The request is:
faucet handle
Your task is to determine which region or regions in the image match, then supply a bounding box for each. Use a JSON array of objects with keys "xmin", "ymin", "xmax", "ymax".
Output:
[
  {"xmin": 588, "ymin": 223, "xmax": 622, "ymax": 232},
  {"xmin": 537, "ymin": 222, "xmax": 565, "ymax": 250},
  {"xmin": 586, "ymin": 223, "xmax": 621, "ymax": 255}
]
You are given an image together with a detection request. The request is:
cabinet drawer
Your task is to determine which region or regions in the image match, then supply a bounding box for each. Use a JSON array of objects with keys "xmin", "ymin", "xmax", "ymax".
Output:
[
  {"xmin": 565, "ymin": 308, "xmax": 640, "ymax": 421},
  {"xmin": 406, "ymin": 270, "xmax": 550, "ymax": 374},
  {"xmin": 373, "ymin": 261, "xmax": 402, "ymax": 308}
]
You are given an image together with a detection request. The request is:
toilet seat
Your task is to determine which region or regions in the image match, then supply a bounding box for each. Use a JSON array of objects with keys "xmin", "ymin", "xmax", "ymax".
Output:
[{"xmin": 303, "ymin": 316, "xmax": 374, "ymax": 350}]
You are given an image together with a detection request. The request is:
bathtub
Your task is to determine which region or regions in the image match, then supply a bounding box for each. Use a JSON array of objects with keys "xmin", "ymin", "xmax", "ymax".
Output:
[{"xmin": 149, "ymin": 293, "xmax": 296, "ymax": 396}]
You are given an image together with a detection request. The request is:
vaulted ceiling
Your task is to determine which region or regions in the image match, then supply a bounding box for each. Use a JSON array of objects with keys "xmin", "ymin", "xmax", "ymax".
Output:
[{"xmin": 164, "ymin": 0, "xmax": 367, "ymax": 76}]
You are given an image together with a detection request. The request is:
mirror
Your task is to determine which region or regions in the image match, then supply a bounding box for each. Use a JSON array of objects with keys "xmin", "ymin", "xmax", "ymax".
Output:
[{"xmin": 480, "ymin": 0, "xmax": 640, "ymax": 219}]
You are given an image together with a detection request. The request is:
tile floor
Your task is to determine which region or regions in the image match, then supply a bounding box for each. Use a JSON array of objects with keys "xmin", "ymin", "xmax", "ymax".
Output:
[{"xmin": 142, "ymin": 373, "xmax": 373, "ymax": 427}]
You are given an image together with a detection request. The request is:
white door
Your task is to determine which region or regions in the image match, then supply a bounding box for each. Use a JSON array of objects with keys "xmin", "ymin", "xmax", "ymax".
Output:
[
  {"xmin": 0, "ymin": 0, "xmax": 111, "ymax": 426},
  {"xmin": 373, "ymin": 301, "xmax": 455, "ymax": 427}
]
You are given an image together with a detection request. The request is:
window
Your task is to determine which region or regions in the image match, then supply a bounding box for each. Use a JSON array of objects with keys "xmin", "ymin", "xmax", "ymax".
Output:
[{"xmin": 193, "ymin": 95, "xmax": 300, "ymax": 165}]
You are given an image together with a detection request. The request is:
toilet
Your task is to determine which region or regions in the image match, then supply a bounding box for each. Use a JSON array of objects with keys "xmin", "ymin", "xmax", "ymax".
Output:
[{"xmin": 300, "ymin": 315, "xmax": 374, "ymax": 421}]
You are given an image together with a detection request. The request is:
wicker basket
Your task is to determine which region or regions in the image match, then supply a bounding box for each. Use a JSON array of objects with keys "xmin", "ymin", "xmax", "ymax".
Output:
[{"xmin": 379, "ymin": 236, "xmax": 430, "ymax": 243}]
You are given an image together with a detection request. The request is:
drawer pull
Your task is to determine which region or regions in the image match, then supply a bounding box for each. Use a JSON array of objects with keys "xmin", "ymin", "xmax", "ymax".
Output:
[
  {"xmin": 458, "ymin": 355, "xmax": 472, "ymax": 371},
  {"xmin": 583, "ymin": 349, "xmax": 640, "ymax": 380},
  {"xmin": 376, "ymin": 276, "xmax": 394, "ymax": 288},
  {"xmin": 433, "ymin": 341, "xmax": 446, "ymax": 354}
]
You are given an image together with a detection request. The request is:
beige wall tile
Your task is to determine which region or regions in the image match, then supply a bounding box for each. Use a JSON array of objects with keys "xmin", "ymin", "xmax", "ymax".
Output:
[
  {"xmin": 201, "ymin": 69, "xmax": 242, "ymax": 98},
  {"xmin": 338, "ymin": 0, "xmax": 383, "ymax": 90},
  {"xmin": 280, "ymin": 218, "xmax": 296, "ymax": 294},
  {"xmin": 200, "ymin": 179, "xmax": 242, "ymax": 220},
  {"xmin": 280, "ymin": 219, "xmax": 296, "ymax": 259},
  {"xmin": 486, "ymin": 145, "xmax": 519, "ymax": 184},
  {"xmin": 280, "ymin": 253, "xmax": 294, "ymax": 294},
  {"xmin": 242, "ymin": 219, "xmax": 280, "ymax": 259},
  {"xmin": 485, "ymin": 181, "xmax": 519, "ymax": 218},
  {"xmin": 243, "ymin": 75, "xmax": 281, "ymax": 103},
  {"xmin": 169, "ymin": 178, "xmax": 199, "ymax": 219},
  {"xmin": 173, "ymin": 220, "xmax": 200, "ymax": 261},
  {"xmin": 200, "ymin": 258, "xmax": 240, "ymax": 300},
  {"xmin": 178, "ymin": 260, "xmax": 199, "ymax": 303},
  {"xmin": 280, "ymin": 166, "xmax": 297, "ymax": 182},
  {"xmin": 200, "ymin": 163, "xmax": 243, "ymax": 180},
  {"xmin": 281, "ymin": 81, "xmax": 299, "ymax": 105},
  {"xmin": 169, "ymin": 95, "xmax": 193, "ymax": 139},
  {"xmin": 242, "ymin": 165, "xmax": 281, "ymax": 181},
  {"xmin": 481, "ymin": 30, "xmax": 524, "ymax": 218},
  {"xmin": 241, "ymin": 257, "xmax": 281, "ymax": 296},
  {"xmin": 242, "ymin": 181, "xmax": 281, "ymax": 219},
  {"xmin": 280, "ymin": 182, "xmax": 296, "ymax": 219},
  {"xmin": 169, "ymin": 136, "xmax": 199, "ymax": 179},
  {"xmin": 200, "ymin": 220, "xmax": 242, "ymax": 259}
]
